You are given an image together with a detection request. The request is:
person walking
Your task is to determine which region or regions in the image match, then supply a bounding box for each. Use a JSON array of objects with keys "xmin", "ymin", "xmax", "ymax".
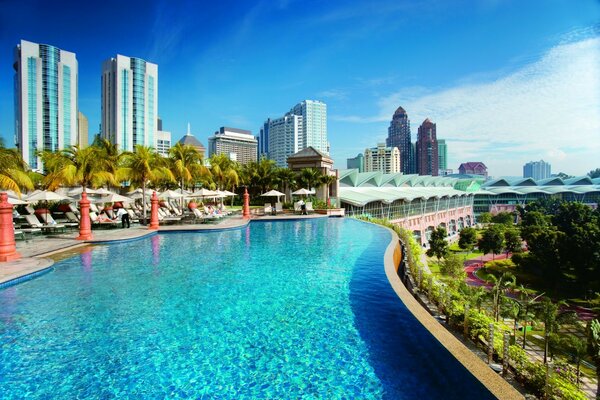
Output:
[{"xmin": 115, "ymin": 207, "xmax": 130, "ymax": 228}]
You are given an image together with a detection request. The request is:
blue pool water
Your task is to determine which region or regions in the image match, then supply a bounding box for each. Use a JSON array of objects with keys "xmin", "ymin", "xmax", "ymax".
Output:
[{"xmin": 0, "ymin": 219, "xmax": 492, "ymax": 399}]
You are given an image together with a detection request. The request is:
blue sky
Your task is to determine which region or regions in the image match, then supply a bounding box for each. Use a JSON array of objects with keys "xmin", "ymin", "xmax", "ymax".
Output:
[{"xmin": 0, "ymin": 0, "xmax": 598, "ymax": 176}]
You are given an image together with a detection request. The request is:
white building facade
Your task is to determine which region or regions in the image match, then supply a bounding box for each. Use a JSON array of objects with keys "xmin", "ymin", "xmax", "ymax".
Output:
[
  {"xmin": 208, "ymin": 127, "xmax": 257, "ymax": 165},
  {"xmin": 14, "ymin": 40, "xmax": 78, "ymax": 170},
  {"xmin": 101, "ymin": 55, "xmax": 158, "ymax": 152},
  {"xmin": 260, "ymin": 99, "xmax": 328, "ymax": 167},
  {"xmin": 156, "ymin": 130, "xmax": 172, "ymax": 157},
  {"xmin": 364, "ymin": 143, "xmax": 401, "ymax": 173}
]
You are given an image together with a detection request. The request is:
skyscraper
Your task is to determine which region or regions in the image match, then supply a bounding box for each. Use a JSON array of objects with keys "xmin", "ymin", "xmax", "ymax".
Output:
[
  {"xmin": 261, "ymin": 100, "xmax": 328, "ymax": 167},
  {"xmin": 386, "ymin": 106, "xmax": 412, "ymax": 174},
  {"xmin": 14, "ymin": 40, "xmax": 78, "ymax": 170},
  {"xmin": 101, "ymin": 55, "xmax": 158, "ymax": 152},
  {"xmin": 291, "ymin": 100, "xmax": 328, "ymax": 153},
  {"xmin": 77, "ymin": 112, "xmax": 88, "ymax": 148},
  {"xmin": 438, "ymin": 139, "xmax": 447, "ymax": 171},
  {"xmin": 416, "ymin": 119, "xmax": 438, "ymax": 176},
  {"xmin": 346, "ymin": 153, "xmax": 364, "ymax": 172},
  {"xmin": 523, "ymin": 160, "xmax": 551, "ymax": 180}
]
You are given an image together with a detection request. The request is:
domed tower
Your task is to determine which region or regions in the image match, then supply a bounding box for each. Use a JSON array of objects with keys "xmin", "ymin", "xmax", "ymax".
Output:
[{"xmin": 386, "ymin": 106, "xmax": 413, "ymax": 174}]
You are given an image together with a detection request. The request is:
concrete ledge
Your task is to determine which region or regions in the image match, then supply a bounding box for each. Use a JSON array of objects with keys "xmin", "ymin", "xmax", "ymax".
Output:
[
  {"xmin": 380, "ymin": 224, "xmax": 524, "ymax": 400},
  {"xmin": 0, "ymin": 257, "xmax": 54, "ymax": 287}
]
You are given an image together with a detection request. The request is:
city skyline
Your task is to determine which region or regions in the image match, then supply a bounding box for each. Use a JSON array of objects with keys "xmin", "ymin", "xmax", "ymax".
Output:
[{"xmin": 0, "ymin": 0, "xmax": 598, "ymax": 176}]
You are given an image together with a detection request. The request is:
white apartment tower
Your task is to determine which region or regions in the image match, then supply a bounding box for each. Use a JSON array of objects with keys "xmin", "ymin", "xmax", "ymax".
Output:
[
  {"xmin": 364, "ymin": 143, "xmax": 401, "ymax": 173},
  {"xmin": 260, "ymin": 99, "xmax": 328, "ymax": 167},
  {"xmin": 14, "ymin": 40, "xmax": 78, "ymax": 170},
  {"xmin": 101, "ymin": 55, "xmax": 158, "ymax": 152}
]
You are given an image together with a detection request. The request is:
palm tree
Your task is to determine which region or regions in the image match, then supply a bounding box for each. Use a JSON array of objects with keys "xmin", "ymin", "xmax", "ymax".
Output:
[
  {"xmin": 275, "ymin": 167, "xmax": 297, "ymax": 198},
  {"xmin": 517, "ymin": 289, "xmax": 545, "ymax": 350},
  {"xmin": 563, "ymin": 335, "xmax": 588, "ymax": 385},
  {"xmin": 120, "ymin": 145, "xmax": 174, "ymax": 224},
  {"xmin": 320, "ymin": 173, "xmax": 337, "ymax": 204},
  {"xmin": 488, "ymin": 272, "xmax": 515, "ymax": 322},
  {"xmin": 40, "ymin": 145, "xmax": 117, "ymax": 191},
  {"xmin": 536, "ymin": 298, "xmax": 577, "ymax": 364},
  {"xmin": 0, "ymin": 146, "xmax": 34, "ymax": 195},
  {"xmin": 208, "ymin": 153, "xmax": 237, "ymax": 191},
  {"xmin": 242, "ymin": 158, "xmax": 277, "ymax": 194},
  {"xmin": 297, "ymin": 168, "xmax": 322, "ymax": 194},
  {"xmin": 170, "ymin": 143, "xmax": 211, "ymax": 206}
]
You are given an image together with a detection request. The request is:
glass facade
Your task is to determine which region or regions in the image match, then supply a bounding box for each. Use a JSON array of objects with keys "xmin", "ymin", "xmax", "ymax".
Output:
[
  {"xmin": 121, "ymin": 69, "xmax": 129, "ymax": 149},
  {"xmin": 63, "ymin": 65, "xmax": 71, "ymax": 146},
  {"xmin": 40, "ymin": 44, "xmax": 60, "ymax": 153},
  {"xmin": 27, "ymin": 57, "xmax": 38, "ymax": 168},
  {"xmin": 147, "ymin": 75, "xmax": 155, "ymax": 147},
  {"xmin": 343, "ymin": 195, "xmax": 474, "ymax": 220},
  {"xmin": 131, "ymin": 58, "xmax": 146, "ymax": 147}
]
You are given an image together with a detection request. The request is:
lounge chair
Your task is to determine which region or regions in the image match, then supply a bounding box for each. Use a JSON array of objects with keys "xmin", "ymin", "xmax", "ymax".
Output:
[
  {"xmin": 126, "ymin": 209, "xmax": 140, "ymax": 223},
  {"xmin": 275, "ymin": 202, "xmax": 283, "ymax": 215},
  {"xmin": 89, "ymin": 211, "xmax": 119, "ymax": 228},
  {"xmin": 264, "ymin": 204, "xmax": 272, "ymax": 215},
  {"xmin": 305, "ymin": 202, "xmax": 314, "ymax": 214},
  {"xmin": 68, "ymin": 203, "xmax": 80, "ymax": 216},
  {"xmin": 65, "ymin": 211, "xmax": 80, "ymax": 223},
  {"xmin": 39, "ymin": 212, "xmax": 78, "ymax": 229},
  {"xmin": 23, "ymin": 214, "xmax": 66, "ymax": 233},
  {"xmin": 25, "ymin": 205, "xmax": 35, "ymax": 215},
  {"xmin": 294, "ymin": 201, "xmax": 302, "ymax": 214}
]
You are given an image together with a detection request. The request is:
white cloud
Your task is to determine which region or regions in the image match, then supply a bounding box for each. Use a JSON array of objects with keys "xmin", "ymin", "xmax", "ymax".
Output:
[{"xmin": 335, "ymin": 36, "xmax": 600, "ymax": 176}]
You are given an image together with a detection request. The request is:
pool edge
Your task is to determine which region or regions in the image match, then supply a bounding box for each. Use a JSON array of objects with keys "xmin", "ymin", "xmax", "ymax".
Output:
[{"xmin": 376, "ymin": 222, "xmax": 524, "ymax": 400}]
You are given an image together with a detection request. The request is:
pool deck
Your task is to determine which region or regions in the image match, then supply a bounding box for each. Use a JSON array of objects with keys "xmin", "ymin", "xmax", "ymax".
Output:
[{"xmin": 1, "ymin": 213, "xmax": 327, "ymax": 285}]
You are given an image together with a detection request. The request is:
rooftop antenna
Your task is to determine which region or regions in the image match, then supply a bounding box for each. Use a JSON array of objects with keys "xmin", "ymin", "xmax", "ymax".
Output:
[{"xmin": 187, "ymin": 122, "xmax": 191, "ymax": 135}]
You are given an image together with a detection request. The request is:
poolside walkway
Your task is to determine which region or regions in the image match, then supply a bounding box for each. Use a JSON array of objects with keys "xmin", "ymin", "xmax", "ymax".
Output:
[{"xmin": 1, "ymin": 213, "xmax": 329, "ymax": 285}]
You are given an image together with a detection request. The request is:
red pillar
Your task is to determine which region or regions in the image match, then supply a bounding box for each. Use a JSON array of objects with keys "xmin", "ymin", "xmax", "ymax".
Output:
[
  {"xmin": 149, "ymin": 191, "xmax": 159, "ymax": 230},
  {"xmin": 242, "ymin": 187, "xmax": 250, "ymax": 219},
  {"xmin": 0, "ymin": 192, "xmax": 20, "ymax": 262},
  {"xmin": 77, "ymin": 191, "xmax": 93, "ymax": 241}
]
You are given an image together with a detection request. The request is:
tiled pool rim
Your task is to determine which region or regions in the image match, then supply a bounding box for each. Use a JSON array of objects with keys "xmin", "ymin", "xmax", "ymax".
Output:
[{"xmin": 2, "ymin": 218, "xmax": 523, "ymax": 399}]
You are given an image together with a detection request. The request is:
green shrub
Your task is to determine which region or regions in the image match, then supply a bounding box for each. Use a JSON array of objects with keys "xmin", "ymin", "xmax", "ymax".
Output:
[
  {"xmin": 484, "ymin": 259, "xmax": 515, "ymax": 270},
  {"xmin": 547, "ymin": 375, "xmax": 587, "ymax": 400}
]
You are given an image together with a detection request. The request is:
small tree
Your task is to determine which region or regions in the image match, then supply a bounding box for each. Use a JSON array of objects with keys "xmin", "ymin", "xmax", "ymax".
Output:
[
  {"xmin": 536, "ymin": 298, "xmax": 577, "ymax": 364},
  {"xmin": 440, "ymin": 253, "xmax": 466, "ymax": 279},
  {"xmin": 504, "ymin": 228, "xmax": 522, "ymax": 256},
  {"xmin": 587, "ymin": 319, "xmax": 600, "ymax": 399},
  {"xmin": 478, "ymin": 224, "xmax": 505, "ymax": 260},
  {"xmin": 478, "ymin": 212, "xmax": 492, "ymax": 224},
  {"xmin": 458, "ymin": 227, "xmax": 477, "ymax": 255},
  {"xmin": 563, "ymin": 335, "xmax": 588, "ymax": 385},
  {"xmin": 426, "ymin": 227, "xmax": 448, "ymax": 261},
  {"xmin": 491, "ymin": 211, "xmax": 515, "ymax": 225}
]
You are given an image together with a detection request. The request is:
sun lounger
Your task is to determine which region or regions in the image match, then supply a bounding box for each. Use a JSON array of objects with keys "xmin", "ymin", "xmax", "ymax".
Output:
[
  {"xmin": 126, "ymin": 209, "xmax": 140, "ymax": 223},
  {"xmin": 275, "ymin": 202, "xmax": 283, "ymax": 215},
  {"xmin": 39, "ymin": 212, "xmax": 78, "ymax": 229},
  {"xmin": 23, "ymin": 214, "xmax": 66, "ymax": 233},
  {"xmin": 89, "ymin": 211, "xmax": 119, "ymax": 228},
  {"xmin": 305, "ymin": 202, "xmax": 314, "ymax": 214},
  {"xmin": 294, "ymin": 202, "xmax": 302, "ymax": 214},
  {"xmin": 264, "ymin": 204, "xmax": 272, "ymax": 215},
  {"xmin": 65, "ymin": 211, "xmax": 80, "ymax": 223},
  {"xmin": 25, "ymin": 205, "xmax": 35, "ymax": 215},
  {"xmin": 68, "ymin": 203, "xmax": 80, "ymax": 215}
]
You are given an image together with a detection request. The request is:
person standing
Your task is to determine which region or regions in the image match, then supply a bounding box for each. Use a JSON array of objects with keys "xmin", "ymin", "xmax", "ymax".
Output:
[{"xmin": 115, "ymin": 207, "xmax": 130, "ymax": 228}]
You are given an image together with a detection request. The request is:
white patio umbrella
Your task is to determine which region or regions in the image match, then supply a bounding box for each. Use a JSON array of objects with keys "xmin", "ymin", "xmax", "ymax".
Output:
[
  {"xmin": 26, "ymin": 190, "xmax": 72, "ymax": 203},
  {"xmin": 94, "ymin": 188, "xmax": 114, "ymax": 195},
  {"xmin": 218, "ymin": 190, "xmax": 237, "ymax": 197},
  {"xmin": 128, "ymin": 189, "xmax": 154, "ymax": 199},
  {"xmin": 292, "ymin": 188, "xmax": 312, "ymax": 196},
  {"xmin": 7, "ymin": 197, "xmax": 28, "ymax": 205},
  {"xmin": 68, "ymin": 187, "xmax": 100, "ymax": 196},
  {"xmin": 191, "ymin": 188, "xmax": 218, "ymax": 198},
  {"xmin": 260, "ymin": 189, "xmax": 285, "ymax": 203},
  {"xmin": 158, "ymin": 190, "xmax": 185, "ymax": 199},
  {"xmin": 94, "ymin": 193, "xmax": 133, "ymax": 203}
]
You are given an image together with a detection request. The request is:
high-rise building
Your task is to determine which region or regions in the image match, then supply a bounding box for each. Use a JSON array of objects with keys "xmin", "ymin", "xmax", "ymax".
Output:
[
  {"xmin": 78, "ymin": 112, "xmax": 88, "ymax": 148},
  {"xmin": 523, "ymin": 160, "xmax": 551, "ymax": 180},
  {"xmin": 364, "ymin": 143, "xmax": 401, "ymax": 173},
  {"xmin": 416, "ymin": 119, "xmax": 438, "ymax": 176},
  {"xmin": 386, "ymin": 106, "xmax": 412, "ymax": 174},
  {"xmin": 291, "ymin": 100, "xmax": 328, "ymax": 153},
  {"xmin": 101, "ymin": 54, "xmax": 158, "ymax": 152},
  {"xmin": 258, "ymin": 119, "xmax": 270, "ymax": 159},
  {"xmin": 14, "ymin": 40, "xmax": 78, "ymax": 170},
  {"xmin": 208, "ymin": 127, "xmax": 257, "ymax": 165},
  {"xmin": 156, "ymin": 130, "xmax": 171, "ymax": 157},
  {"xmin": 261, "ymin": 99, "xmax": 328, "ymax": 167},
  {"xmin": 266, "ymin": 114, "xmax": 302, "ymax": 167},
  {"xmin": 438, "ymin": 139, "xmax": 447, "ymax": 171},
  {"xmin": 347, "ymin": 153, "xmax": 364, "ymax": 172}
]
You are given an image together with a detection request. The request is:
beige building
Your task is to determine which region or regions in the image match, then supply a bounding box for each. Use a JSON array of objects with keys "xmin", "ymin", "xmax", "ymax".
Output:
[
  {"xmin": 364, "ymin": 143, "xmax": 401, "ymax": 173},
  {"xmin": 77, "ymin": 112, "xmax": 88, "ymax": 148},
  {"xmin": 207, "ymin": 127, "xmax": 257, "ymax": 165}
]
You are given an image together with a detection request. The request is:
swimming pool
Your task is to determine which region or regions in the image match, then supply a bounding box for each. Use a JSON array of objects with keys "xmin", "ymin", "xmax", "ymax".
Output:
[{"xmin": 0, "ymin": 219, "xmax": 492, "ymax": 399}]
